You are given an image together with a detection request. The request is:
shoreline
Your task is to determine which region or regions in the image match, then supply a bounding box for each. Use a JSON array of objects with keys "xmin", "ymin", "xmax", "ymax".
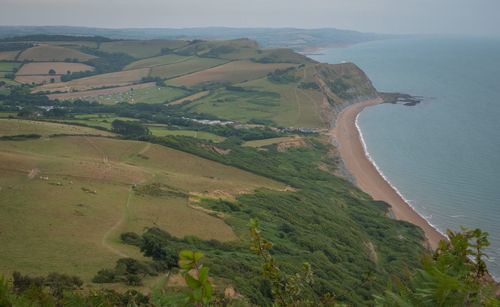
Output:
[{"xmin": 332, "ymin": 98, "xmax": 445, "ymax": 249}]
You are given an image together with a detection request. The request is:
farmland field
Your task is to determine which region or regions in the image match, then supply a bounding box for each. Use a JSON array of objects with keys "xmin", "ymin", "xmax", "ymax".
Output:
[
  {"xmin": 242, "ymin": 76, "xmax": 326, "ymax": 128},
  {"xmin": 33, "ymin": 68, "xmax": 150, "ymax": 92},
  {"xmin": 42, "ymin": 41, "xmax": 99, "ymax": 48},
  {"xmin": 124, "ymin": 54, "xmax": 190, "ymax": 70},
  {"xmin": 0, "ymin": 119, "xmax": 114, "ymax": 137},
  {"xmin": 169, "ymin": 60, "xmax": 296, "ymax": 87},
  {"xmin": 47, "ymin": 83, "xmax": 188, "ymax": 104},
  {"xmin": 16, "ymin": 62, "xmax": 94, "ymax": 75},
  {"xmin": 242, "ymin": 136, "xmax": 301, "ymax": 147},
  {"xmin": 99, "ymin": 40, "xmax": 188, "ymax": 58},
  {"xmin": 47, "ymin": 82, "xmax": 156, "ymax": 101},
  {"xmin": 56, "ymin": 114, "xmax": 139, "ymax": 129},
  {"xmin": 184, "ymin": 75, "xmax": 326, "ymax": 128},
  {"xmin": 0, "ymin": 78, "xmax": 19, "ymax": 86},
  {"xmin": 0, "ymin": 62, "xmax": 21, "ymax": 72},
  {"xmin": 15, "ymin": 75, "xmax": 61, "ymax": 84},
  {"xmin": 17, "ymin": 45, "xmax": 96, "ymax": 62},
  {"xmin": 92, "ymin": 86, "xmax": 189, "ymax": 104},
  {"xmin": 147, "ymin": 125, "xmax": 225, "ymax": 142},
  {"xmin": 168, "ymin": 90, "xmax": 210, "ymax": 105},
  {"xmin": 0, "ymin": 51, "xmax": 20, "ymax": 61},
  {"xmin": 152, "ymin": 57, "xmax": 228, "ymax": 80},
  {"xmin": 0, "ymin": 133, "xmax": 283, "ymax": 280}
]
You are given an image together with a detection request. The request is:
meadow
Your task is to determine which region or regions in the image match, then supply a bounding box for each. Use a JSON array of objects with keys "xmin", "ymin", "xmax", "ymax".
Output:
[
  {"xmin": 0, "ymin": 51, "xmax": 19, "ymax": 61},
  {"xmin": 33, "ymin": 68, "xmax": 150, "ymax": 92},
  {"xmin": 17, "ymin": 45, "xmax": 96, "ymax": 62},
  {"xmin": 242, "ymin": 136, "xmax": 301, "ymax": 147},
  {"xmin": 124, "ymin": 54, "xmax": 190, "ymax": 70},
  {"xmin": 146, "ymin": 125, "xmax": 225, "ymax": 142},
  {"xmin": 183, "ymin": 66, "xmax": 326, "ymax": 128},
  {"xmin": 92, "ymin": 86, "xmax": 189, "ymax": 104},
  {"xmin": 152, "ymin": 57, "xmax": 228, "ymax": 80},
  {"xmin": 0, "ymin": 118, "xmax": 114, "ymax": 137},
  {"xmin": 16, "ymin": 62, "xmax": 94, "ymax": 75},
  {"xmin": 99, "ymin": 40, "xmax": 189, "ymax": 59},
  {"xmin": 169, "ymin": 60, "xmax": 296, "ymax": 87},
  {"xmin": 0, "ymin": 129, "xmax": 284, "ymax": 281}
]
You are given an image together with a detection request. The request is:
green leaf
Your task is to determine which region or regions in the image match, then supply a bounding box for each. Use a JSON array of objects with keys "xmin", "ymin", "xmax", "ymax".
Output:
[
  {"xmin": 192, "ymin": 287, "xmax": 202, "ymax": 301},
  {"xmin": 178, "ymin": 259, "xmax": 193, "ymax": 270},
  {"xmin": 204, "ymin": 281, "xmax": 213, "ymax": 299},
  {"xmin": 198, "ymin": 267, "xmax": 209, "ymax": 284},
  {"xmin": 193, "ymin": 251, "xmax": 203, "ymax": 262},
  {"xmin": 184, "ymin": 274, "xmax": 201, "ymax": 289},
  {"xmin": 179, "ymin": 250, "xmax": 194, "ymax": 261}
]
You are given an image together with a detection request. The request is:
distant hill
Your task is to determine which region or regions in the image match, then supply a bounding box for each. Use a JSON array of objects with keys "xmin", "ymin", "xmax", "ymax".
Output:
[{"xmin": 0, "ymin": 26, "xmax": 393, "ymax": 52}]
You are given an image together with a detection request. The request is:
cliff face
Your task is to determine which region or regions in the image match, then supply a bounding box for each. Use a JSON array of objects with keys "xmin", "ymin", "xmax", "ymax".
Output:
[{"xmin": 314, "ymin": 62, "xmax": 379, "ymax": 114}]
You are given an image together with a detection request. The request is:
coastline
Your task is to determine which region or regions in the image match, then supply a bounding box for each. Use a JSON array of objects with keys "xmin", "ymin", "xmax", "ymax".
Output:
[{"xmin": 332, "ymin": 98, "xmax": 445, "ymax": 249}]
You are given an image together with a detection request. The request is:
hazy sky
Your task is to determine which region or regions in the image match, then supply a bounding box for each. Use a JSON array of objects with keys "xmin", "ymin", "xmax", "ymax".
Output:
[{"xmin": 1, "ymin": 0, "xmax": 499, "ymax": 36}]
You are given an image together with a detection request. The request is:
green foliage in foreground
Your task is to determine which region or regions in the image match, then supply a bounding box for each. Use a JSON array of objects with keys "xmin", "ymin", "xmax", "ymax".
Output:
[{"xmin": 376, "ymin": 228, "xmax": 500, "ymax": 307}]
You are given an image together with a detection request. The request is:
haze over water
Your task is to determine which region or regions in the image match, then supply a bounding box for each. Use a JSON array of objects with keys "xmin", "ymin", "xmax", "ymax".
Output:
[{"xmin": 312, "ymin": 37, "xmax": 500, "ymax": 278}]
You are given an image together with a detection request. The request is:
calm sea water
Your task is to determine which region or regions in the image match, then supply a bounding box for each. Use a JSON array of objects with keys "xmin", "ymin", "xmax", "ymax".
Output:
[{"xmin": 312, "ymin": 37, "xmax": 500, "ymax": 278}]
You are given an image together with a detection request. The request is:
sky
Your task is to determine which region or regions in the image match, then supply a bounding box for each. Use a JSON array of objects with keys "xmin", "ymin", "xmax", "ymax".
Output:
[{"xmin": 1, "ymin": 0, "xmax": 500, "ymax": 36}]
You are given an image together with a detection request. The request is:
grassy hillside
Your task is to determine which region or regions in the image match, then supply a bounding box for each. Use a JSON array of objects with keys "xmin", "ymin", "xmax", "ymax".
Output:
[
  {"xmin": 99, "ymin": 40, "xmax": 189, "ymax": 58},
  {"xmin": 18, "ymin": 44, "xmax": 96, "ymax": 62},
  {"xmin": 0, "ymin": 131, "xmax": 284, "ymax": 281},
  {"xmin": 0, "ymin": 118, "xmax": 114, "ymax": 137}
]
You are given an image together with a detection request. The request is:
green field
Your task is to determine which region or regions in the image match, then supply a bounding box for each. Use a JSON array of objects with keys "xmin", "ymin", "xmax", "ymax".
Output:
[
  {"xmin": 0, "ymin": 78, "xmax": 20, "ymax": 86},
  {"xmin": 124, "ymin": 54, "xmax": 191, "ymax": 70},
  {"xmin": 0, "ymin": 133, "xmax": 284, "ymax": 281},
  {"xmin": 184, "ymin": 87, "xmax": 282, "ymax": 124},
  {"xmin": 93, "ymin": 86, "xmax": 190, "ymax": 104},
  {"xmin": 182, "ymin": 64, "xmax": 326, "ymax": 128},
  {"xmin": 57, "ymin": 115, "xmax": 140, "ymax": 129},
  {"xmin": 0, "ymin": 62, "xmax": 20, "ymax": 72},
  {"xmin": 147, "ymin": 126, "xmax": 225, "ymax": 142},
  {"xmin": 0, "ymin": 118, "xmax": 114, "ymax": 137},
  {"xmin": 242, "ymin": 136, "xmax": 300, "ymax": 147},
  {"xmin": 99, "ymin": 40, "xmax": 189, "ymax": 58},
  {"xmin": 152, "ymin": 56, "xmax": 228, "ymax": 80}
]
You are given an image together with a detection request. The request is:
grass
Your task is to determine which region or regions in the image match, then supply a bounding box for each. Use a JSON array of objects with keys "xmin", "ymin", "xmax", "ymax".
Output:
[
  {"xmin": 33, "ymin": 68, "xmax": 150, "ymax": 92},
  {"xmin": 168, "ymin": 60, "xmax": 296, "ymax": 87},
  {"xmin": 241, "ymin": 75, "xmax": 326, "ymax": 128},
  {"xmin": 16, "ymin": 62, "xmax": 94, "ymax": 75},
  {"xmin": 0, "ymin": 78, "xmax": 19, "ymax": 86},
  {"xmin": 0, "ymin": 51, "xmax": 20, "ymax": 61},
  {"xmin": 0, "ymin": 133, "xmax": 283, "ymax": 281},
  {"xmin": 182, "ymin": 65, "xmax": 326, "ymax": 128},
  {"xmin": 0, "ymin": 119, "xmax": 114, "ymax": 137},
  {"xmin": 93, "ymin": 86, "xmax": 189, "ymax": 104},
  {"xmin": 56, "ymin": 115, "xmax": 139, "ymax": 129},
  {"xmin": 0, "ymin": 112, "xmax": 17, "ymax": 118},
  {"xmin": 242, "ymin": 136, "xmax": 300, "ymax": 147},
  {"xmin": 46, "ymin": 83, "xmax": 156, "ymax": 101},
  {"xmin": 99, "ymin": 40, "xmax": 189, "ymax": 59},
  {"xmin": 147, "ymin": 126, "xmax": 225, "ymax": 142},
  {"xmin": 0, "ymin": 62, "xmax": 21, "ymax": 72},
  {"xmin": 184, "ymin": 87, "xmax": 282, "ymax": 124},
  {"xmin": 124, "ymin": 54, "xmax": 190, "ymax": 70},
  {"xmin": 168, "ymin": 90, "xmax": 210, "ymax": 105},
  {"xmin": 17, "ymin": 45, "xmax": 96, "ymax": 62},
  {"xmin": 152, "ymin": 57, "xmax": 228, "ymax": 80},
  {"xmin": 15, "ymin": 75, "xmax": 61, "ymax": 84}
]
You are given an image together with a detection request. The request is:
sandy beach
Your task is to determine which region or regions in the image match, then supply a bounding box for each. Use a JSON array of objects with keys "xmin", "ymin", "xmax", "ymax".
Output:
[{"xmin": 332, "ymin": 98, "xmax": 445, "ymax": 249}]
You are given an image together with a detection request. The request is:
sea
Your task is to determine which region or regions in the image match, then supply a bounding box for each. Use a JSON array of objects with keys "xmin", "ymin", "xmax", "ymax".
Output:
[{"xmin": 312, "ymin": 36, "xmax": 500, "ymax": 279}]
